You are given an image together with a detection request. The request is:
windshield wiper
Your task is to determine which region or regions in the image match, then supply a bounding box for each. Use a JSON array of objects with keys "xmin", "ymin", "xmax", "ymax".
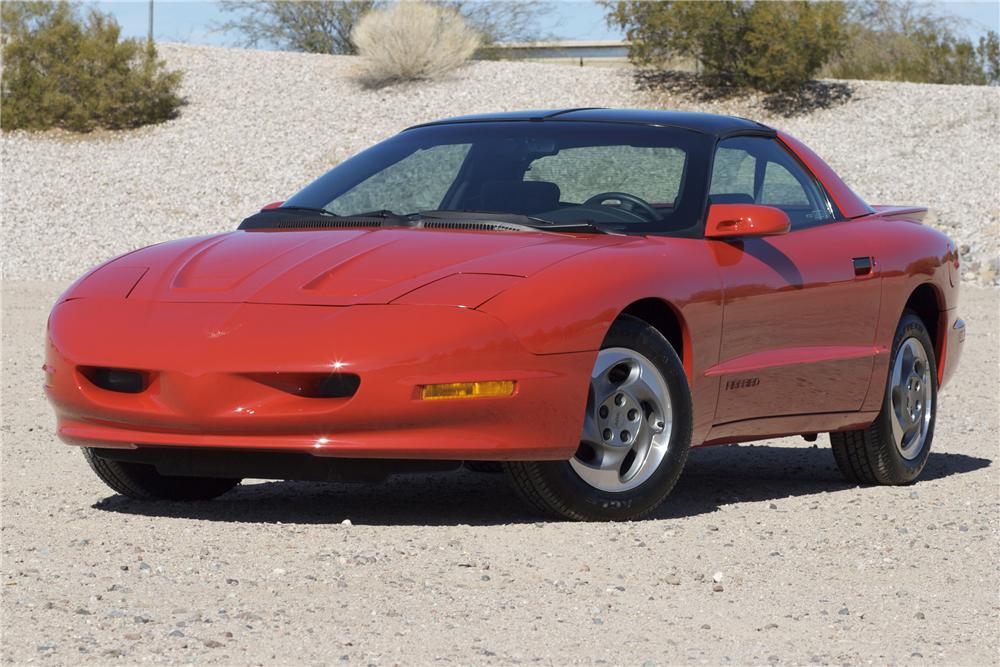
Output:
[
  {"xmin": 352, "ymin": 209, "xmax": 403, "ymax": 218},
  {"xmin": 257, "ymin": 205, "xmax": 339, "ymax": 216},
  {"xmin": 415, "ymin": 210, "xmax": 612, "ymax": 234},
  {"xmin": 415, "ymin": 210, "xmax": 548, "ymax": 224}
]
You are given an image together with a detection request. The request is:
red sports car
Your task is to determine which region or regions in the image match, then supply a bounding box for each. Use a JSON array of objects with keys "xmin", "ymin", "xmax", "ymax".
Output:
[{"xmin": 45, "ymin": 109, "xmax": 965, "ymax": 520}]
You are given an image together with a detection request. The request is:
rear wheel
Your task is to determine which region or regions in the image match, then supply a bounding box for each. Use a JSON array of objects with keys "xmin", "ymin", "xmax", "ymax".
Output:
[
  {"xmin": 830, "ymin": 312, "xmax": 936, "ymax": 484},
  {"xmin": 505, "ymin": 316, "xmax": 692, "ymax": 521},
  {"xmin": 83, "ymin": 448, "xmax": 241, "ymax": 500}
]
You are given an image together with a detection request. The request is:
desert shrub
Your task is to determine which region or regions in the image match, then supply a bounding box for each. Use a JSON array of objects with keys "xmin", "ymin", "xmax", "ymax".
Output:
[
  {"xmin": 605, "ymin": 0, "xmax": 846, "ymax": 92},
  {"xmin": 1, "ymin": 1, "xmax": 182, "ymax": 132},
  {"xmin": 351, "ymin": 2, "xmax": 480, "ymax": 88},
  {"xmin": 444, "ymin": 0, "xmax": 552, "ymax": 55},
  {"xmin": 218, "ymin": 0, "xmax": 378, "ymax": 55},
  {"xmin": 827, "ymin": 0, "xmax": 999, "ymax": 85},
  {"xmin": 218, "ymin": 1, "xmax": 549, "ymax": 56}
]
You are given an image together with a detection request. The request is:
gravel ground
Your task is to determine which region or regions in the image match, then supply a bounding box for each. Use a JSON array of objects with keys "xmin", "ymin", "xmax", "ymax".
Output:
[
  {"xmin": 1, "ymin": 280, "xmax": 997, "ymax": 664},
  {"xmin": 1, "ymin": 43, "xmax": 998, "ymax": 284},
  {"xmin": 2, "ymin": 43, "xmax": 999, "ymax": 665}
]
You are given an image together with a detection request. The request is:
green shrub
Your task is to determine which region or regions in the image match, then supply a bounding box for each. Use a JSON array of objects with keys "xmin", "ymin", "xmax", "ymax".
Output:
[
  {"xmin": 604, "ymin": 0, "xmax": 846, "ymax": 92},
  {"xmin": 826, "ymin": 0, "xmax": 999, "ymax": 85},
  {"xmin": 1, "ymin": 1, "xmax": 182, "ymax": 132}
]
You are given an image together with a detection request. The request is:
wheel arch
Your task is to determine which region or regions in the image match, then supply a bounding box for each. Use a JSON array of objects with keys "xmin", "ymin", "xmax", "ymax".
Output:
[
  {"xmin": 618, "ymin": 298, "xmax": 691, "ymax": 380},
  {"xmin": 903, "ymin": 282, "xmax": 945, "ymax": 382}
]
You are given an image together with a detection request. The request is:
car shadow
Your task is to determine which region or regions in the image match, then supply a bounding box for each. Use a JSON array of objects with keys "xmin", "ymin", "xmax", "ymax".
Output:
[{"xmin": 92, "ymin": 445, "xmax": 990, "ymax": 526}]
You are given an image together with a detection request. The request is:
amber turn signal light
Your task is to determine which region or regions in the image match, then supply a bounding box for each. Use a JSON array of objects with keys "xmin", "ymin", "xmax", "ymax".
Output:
[{"xmin": 420, "ymin": 381, "xmax": 516, "ymax": 400}]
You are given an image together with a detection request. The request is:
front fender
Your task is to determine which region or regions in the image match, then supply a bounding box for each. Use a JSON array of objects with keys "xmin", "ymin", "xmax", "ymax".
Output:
[
  {"xmin": 479, "ymin": 236, "xmax": 723, "ymax": 356},
  {"xmin": 479, "ymin": 236, "xmax": 725, "ymax": 446}
]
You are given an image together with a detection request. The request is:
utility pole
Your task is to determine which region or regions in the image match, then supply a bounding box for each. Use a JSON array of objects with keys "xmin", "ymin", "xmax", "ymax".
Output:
[{"xmin": 147, "ymin": 0, "xmax": 154, "ymax": 46}]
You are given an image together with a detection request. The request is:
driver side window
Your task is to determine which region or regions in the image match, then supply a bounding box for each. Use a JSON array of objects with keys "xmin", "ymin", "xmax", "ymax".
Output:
[{"xmin": 709, "ymin": 137, "xmax": 835, "ymax": 229}]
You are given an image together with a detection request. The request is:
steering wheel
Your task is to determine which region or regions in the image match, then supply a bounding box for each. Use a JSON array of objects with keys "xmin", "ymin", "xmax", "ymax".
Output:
[{"xmin": 583, "ymin": 192, "xmax": 659, "ymax": 222}]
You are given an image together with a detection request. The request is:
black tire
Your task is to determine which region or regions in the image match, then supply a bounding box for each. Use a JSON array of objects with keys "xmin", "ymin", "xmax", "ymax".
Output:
[
  {"xmin": 83, "ymin": 448, "xmax": 241, "ymax": 500},
  {"xmin": 464, "ymin": 462, "xmax": 504, "ymax": 474},
  {"xmin": 830, "ymin": 311, "xmax": 936, "ymax": 485},
  {"xmin": 504, "ymin": 315, "xmax": 693, "ymax": 521}
]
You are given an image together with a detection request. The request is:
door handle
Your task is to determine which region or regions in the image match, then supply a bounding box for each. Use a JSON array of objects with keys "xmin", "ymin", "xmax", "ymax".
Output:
[{"xmin": 852, "ymin": 256, "xmax": 874, "ymax": 277}]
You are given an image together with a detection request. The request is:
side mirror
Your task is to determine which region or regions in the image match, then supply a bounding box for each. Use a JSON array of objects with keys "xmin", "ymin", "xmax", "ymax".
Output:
[{"xmin": 705, "ymin": 203, "xmax": 791, "ymax": 239}]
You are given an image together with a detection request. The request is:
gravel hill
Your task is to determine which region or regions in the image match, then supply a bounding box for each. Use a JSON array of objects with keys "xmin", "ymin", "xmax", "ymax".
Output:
[{"xmin": 2, "ymin": 43, "xmax": 998, "ymax": 284}]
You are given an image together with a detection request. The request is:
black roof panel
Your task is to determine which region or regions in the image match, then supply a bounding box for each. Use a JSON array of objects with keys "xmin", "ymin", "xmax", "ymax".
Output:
[{"xmin": 408, "ymin": 108, "xmax": 773, "ymax": 136}]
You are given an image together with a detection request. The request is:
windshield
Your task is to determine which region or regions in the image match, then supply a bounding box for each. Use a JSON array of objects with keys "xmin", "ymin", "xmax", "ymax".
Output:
[{"xmin": 284, "ymin": 121, "xmax": 714, "ymax": 235}]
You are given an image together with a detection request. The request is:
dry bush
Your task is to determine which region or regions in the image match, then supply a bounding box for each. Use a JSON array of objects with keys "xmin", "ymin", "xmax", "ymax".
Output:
[{"xmin": 352, "ymin": 2, "xmax": 480, "ymax": 88}]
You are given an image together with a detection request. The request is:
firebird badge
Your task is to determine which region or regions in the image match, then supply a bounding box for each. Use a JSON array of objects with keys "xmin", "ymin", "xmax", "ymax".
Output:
[{"xmin": 725, "ymin": 378, "xmax": 760, "ymax": 391}]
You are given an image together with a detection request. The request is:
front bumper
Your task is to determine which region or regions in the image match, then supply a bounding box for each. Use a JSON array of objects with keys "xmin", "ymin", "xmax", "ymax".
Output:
[
  {"xmin": 939, "ymin": 310, "xmax": 965, "ymax": 390},
  {"xmin": 45, "ymin": 299, "xmax": 594, "ymax": 460}
]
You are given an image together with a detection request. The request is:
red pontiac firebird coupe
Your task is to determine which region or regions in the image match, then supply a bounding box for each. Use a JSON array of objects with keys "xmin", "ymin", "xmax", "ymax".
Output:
[{"xmin": 45, "ymin": 109, "xmax": 965, "ymax": 520}]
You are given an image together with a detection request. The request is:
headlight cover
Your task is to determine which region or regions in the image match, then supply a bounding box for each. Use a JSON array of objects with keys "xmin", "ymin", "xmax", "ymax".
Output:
[{"xmin": 60, "ymin": 266, "xmax": 148, "ymax": 302}]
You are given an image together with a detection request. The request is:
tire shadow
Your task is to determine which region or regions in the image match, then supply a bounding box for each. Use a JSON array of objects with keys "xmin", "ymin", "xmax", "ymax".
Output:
[{"xmin": 91, "ymin": 445, "xmax": 990, "ymax": 526}]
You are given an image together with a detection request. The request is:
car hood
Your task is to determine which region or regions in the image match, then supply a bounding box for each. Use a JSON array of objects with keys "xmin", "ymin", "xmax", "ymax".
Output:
[{"xmin": 114, "ymin": 228, "xmax": 627, "ymax": 306}]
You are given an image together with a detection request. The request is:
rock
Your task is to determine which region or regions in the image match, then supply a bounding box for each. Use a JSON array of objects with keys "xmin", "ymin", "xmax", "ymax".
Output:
[
  {"xmin": 712, "ymin": 584, "xmax": 724, "ymax": 592},
  {"xmin": 712, "ymin": 571, "xmax": 723, "ymax": 583},
  {"xmin": 838, "ymin": 607, "xmax": 849, "ymax": 615},
  {"xmin": 341, "ymin": 519, "xmax": 353, "ymax": 526},
  {"xmin": 167, "ymin": 629, "xmax": 185, "ymax": 638},
  {"xmin": 915, "ymin": 611, "xmax": 925, "ymax": 619}
]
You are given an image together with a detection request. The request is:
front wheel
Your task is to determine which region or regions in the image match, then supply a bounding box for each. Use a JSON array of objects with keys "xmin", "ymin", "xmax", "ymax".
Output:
[
  {"xmin": 83, "ymin": 448, "xmax": 241, "ymax": 500},
  {"xmin": 505, "ymin": 315, "xmax": 693, "ymax": 521},
  {"xmin": 830, "ymin": 311, "xmax": 936, "ymax": 485}
]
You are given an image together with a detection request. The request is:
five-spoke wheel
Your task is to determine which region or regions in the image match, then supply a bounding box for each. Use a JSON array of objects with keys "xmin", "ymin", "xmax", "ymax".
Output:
[
  {"xmin": 505, "ymin": 315, "xmax": 692, "ymax": 521},
  {"xmin": 570, "ymin": 348, "xmax": 673, "ymax": 492},
  {"xmin": 888, "ymin": 337, "xmax": 933, "ymax": 461},
  {"xmin": 831, "ymin": 311, "xmax": 937, "ymax": 485}
]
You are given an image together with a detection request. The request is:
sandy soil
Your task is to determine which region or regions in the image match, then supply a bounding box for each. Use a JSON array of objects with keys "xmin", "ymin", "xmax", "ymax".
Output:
[{"xmin": 1, "ymin": 279, "xmax": 996, "ymax": 665}]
